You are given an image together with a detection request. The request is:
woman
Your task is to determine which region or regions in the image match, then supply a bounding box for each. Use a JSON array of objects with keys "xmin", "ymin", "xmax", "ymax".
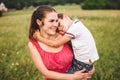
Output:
[{"xmin": 28, "ymin": 5, "xmax": 93, "ymax": 80}]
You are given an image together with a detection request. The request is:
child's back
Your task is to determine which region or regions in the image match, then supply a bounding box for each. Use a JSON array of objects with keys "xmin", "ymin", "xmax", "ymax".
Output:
[{"xmin": 65, "ymin": 20, "xmax": 99, "ymax": 63}]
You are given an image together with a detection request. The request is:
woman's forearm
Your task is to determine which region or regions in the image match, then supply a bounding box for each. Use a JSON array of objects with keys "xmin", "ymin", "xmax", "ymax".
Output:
[{"xmin": 43, "ymin": 70, "xmax": 75, "ymax": 80}]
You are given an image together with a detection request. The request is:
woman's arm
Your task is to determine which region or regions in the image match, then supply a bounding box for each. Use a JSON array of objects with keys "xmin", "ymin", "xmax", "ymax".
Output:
[
  {"xmin": 33, "ymin": 30, "xmax": 72, "ymax": 47},
  {"xmin": 28, "ymin": 41, "xmax": 87, "ymax": 80}
]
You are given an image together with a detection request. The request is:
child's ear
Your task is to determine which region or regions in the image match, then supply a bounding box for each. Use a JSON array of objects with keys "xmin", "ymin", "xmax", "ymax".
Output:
[{"xmin": 36, "ymin": 19, "xmax": 42, "ymax": 26}]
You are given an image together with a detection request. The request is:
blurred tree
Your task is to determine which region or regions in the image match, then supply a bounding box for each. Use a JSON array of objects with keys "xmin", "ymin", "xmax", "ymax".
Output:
[
  {"xmin": 66, "ymin": 0, "xmax": 84, "ymax": 4},
  {"xmin": 1, "ymin": 0, "xmax": 120, "ymax": 10},
  {"xmin": 104, "ymin": 0, "xmax": 120, "ymax": 9},
  {"xmin": 82, "ymin": 0, "xmax": 106, "ymax": 9},
  {"xmin": 81, "ymin": 0, "xmax": 120, "ymax": 9},
  {"xmin": 2, "ymin": 0, "xmax": 34, "ymax": 9}
]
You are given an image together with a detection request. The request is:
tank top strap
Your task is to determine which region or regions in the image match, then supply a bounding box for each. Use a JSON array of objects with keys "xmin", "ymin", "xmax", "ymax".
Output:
[
  {"xmin": 29, "ymin": 39, "xmax": 43, "ymax": 54},
  {"xmin": 29, "ymin": 39, "xmax": 38, "ymax": 47}
]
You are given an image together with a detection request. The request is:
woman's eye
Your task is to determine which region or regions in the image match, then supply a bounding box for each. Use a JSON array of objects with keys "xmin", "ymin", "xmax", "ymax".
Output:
[
  {"xmin": 49, "ymin": 19, "xmax": 58, "ymax": 23},
  {"xmin": 50, "ymin": 20, "xmax": 54, "ymax": 22},
  {"xmin": 56, "ymin": 20, "xmax": 58, "ymax": 22}
]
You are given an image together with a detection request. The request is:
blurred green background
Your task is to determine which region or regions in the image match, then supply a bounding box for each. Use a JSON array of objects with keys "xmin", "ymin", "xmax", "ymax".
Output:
[{"xmin": 0, "ymin": 0, "xmax": 120, "ymax": 80}]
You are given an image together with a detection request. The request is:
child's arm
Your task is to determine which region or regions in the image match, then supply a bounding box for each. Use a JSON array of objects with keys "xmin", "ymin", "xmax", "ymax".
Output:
[{"xmin": 33, "ymin": 31, "xmax": 72, "ymax": 47}]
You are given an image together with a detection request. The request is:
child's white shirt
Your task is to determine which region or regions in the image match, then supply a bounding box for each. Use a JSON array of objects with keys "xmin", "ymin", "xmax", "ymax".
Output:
[{"xmin": 65, "ymin": 19, "xmax": 99, "ymax": 63}]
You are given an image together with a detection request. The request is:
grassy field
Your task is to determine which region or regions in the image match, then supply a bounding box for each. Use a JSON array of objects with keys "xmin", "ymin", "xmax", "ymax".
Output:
[{"xmin": 0, "ymin": 5, "xmax": 120, "ymax": 80}]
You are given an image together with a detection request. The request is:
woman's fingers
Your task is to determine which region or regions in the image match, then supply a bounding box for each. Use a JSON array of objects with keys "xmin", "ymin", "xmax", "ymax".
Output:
[
  {"xmin": 75, "ymin": 68, "xmax": 86, "ymax": 74},
  {"xmin": 74, "ymin": 69, "xmax": 88, "ymax": 80},
  {"xmin": 87, "ymin": 66, "xmax": 95, "ymax": 78}
]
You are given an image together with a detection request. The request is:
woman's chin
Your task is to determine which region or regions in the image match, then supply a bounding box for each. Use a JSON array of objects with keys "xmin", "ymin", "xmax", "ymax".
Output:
[{"xmin": 49, "ymin": 32, "xmax": 57, "ymax": 35}]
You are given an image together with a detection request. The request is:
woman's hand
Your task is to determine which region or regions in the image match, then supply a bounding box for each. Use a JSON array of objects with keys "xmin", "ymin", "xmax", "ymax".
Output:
[
  {"xmin": 73, "ymin": 69, "xmax": 88, "ymax": 80},
  {"xmin": 87, "ymin": 66, "xmax": 95, "ymax": 79},
  {"xmin": 73, "ymin": 67, "xmax": 95, "ymax": 80}
]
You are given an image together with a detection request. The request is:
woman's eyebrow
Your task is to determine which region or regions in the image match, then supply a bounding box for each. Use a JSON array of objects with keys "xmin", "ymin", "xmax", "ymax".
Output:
[{"xmin": 49, "ymin": 19, "xmax": 58, "ymax": 22}]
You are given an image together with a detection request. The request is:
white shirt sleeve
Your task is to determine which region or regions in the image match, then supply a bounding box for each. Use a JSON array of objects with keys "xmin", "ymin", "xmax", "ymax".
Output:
[{"xmin": 65, "ymin": 20, "xmax": 81, "ymax": 38}]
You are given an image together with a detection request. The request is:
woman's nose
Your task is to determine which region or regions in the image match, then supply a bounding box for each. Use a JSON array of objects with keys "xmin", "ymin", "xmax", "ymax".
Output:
[{"xmin": 53, "ymin": 22, "xmax": 58, "ymax": 26}]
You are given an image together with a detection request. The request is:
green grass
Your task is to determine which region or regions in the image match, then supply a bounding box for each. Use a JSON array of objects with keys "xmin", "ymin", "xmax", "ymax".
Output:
[{"xmin": 0, "ymin": 5, "xmax": 120, "ymax": 80}]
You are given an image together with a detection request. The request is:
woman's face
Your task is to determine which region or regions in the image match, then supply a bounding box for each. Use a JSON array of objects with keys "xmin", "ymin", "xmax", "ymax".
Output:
[{"xmin": 40, "ymin": 11, "xmax": 58, "ymax": 36}]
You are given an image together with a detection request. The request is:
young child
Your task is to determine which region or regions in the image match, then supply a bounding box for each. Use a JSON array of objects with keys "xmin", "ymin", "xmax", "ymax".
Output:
[{"xmin": 33, "ymin": 13, "xmax": 99, "ymax": 73}]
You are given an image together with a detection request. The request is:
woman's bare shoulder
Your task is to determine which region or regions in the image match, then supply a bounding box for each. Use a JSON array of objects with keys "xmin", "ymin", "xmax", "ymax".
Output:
[{"xmin": 28, "ymin": 40, "xmax": 34, "ymax": 48}]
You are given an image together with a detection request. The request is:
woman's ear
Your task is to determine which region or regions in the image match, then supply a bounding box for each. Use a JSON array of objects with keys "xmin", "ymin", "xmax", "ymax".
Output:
[{"xmin": 36, "ymin": 19, "xmax": 42, "ymax": 26}]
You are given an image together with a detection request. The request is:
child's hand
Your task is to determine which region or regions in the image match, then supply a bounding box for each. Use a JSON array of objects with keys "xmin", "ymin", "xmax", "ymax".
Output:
[
  {"xmin": 33, "ymin": 30, "xmax": 40, "ymax": 41},
  {"xmin": 58, "ymin": 25, "xmax": 66, "ymax": 35}
]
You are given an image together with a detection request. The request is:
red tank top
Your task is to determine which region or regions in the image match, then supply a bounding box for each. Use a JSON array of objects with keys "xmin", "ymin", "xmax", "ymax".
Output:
[{"xmin": 30, "ymin": 39, "xmax": 73, "ymax": 80}]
